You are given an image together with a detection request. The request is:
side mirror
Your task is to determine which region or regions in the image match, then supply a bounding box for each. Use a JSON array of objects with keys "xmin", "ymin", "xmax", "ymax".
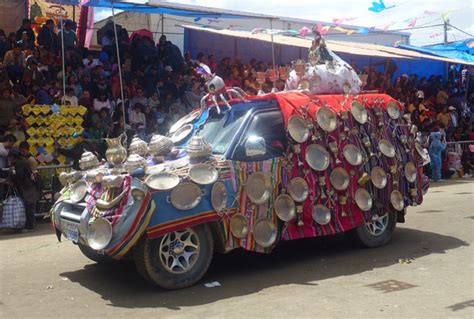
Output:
[{"xmin": 245, "ymin": 135, "xmax": 266, "ymax": 157}]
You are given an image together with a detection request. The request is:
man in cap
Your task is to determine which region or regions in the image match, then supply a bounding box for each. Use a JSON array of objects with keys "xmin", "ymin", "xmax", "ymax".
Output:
[
  {"xmin": 2, "ymin": 42, "xmax": 25, "ymax": 83},
  {"xmin": 58, "ymin": 20, "xmax": 77, "ymax": 50}
]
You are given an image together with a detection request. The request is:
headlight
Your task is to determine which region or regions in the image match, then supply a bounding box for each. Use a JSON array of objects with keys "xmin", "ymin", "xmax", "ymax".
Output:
[
  {"xmin": 131, "ymin": 188, "xmax": 146, "ymax": 201},
  {"xmin": 170, "ymin": 182, "xmax": 202, "ymax": 210},
  {"xmin": 87, "ymin": 218, "xmax": 113, "ymax": 250}
]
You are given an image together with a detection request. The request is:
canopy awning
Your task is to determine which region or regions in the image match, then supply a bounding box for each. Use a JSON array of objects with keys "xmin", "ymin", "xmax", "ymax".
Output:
[
  {"xmin": 182, "ymin": 24, "xmax": 474, "ymax": 65},
  {"xmin": 83, "ymin": 0, "xmax": 276, "ymax": 19},
  {"xmin": 397, "ymin": 39, "xmax": 474, "ymax": 63}
]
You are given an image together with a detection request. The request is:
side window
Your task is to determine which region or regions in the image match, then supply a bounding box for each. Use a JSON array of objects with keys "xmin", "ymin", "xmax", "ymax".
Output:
[{"xmin": 231, "ymin": 111, "xmax": 287, "ymax": 161}]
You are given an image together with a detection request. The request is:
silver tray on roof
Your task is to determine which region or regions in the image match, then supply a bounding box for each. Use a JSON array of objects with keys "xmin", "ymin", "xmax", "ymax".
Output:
[
  {"xmin": 145, "ymin": 172, "xmax": 180, "ymax": 191},
  {"xmin": 170, "ymin": 182, "xmax": 202, "ymax": 210},
  {"xmin": 169, "ymin": 110, "xmax": 201, "ymax": 134},
  {"xmin": 305, "ymin": 144, "xmax": 330, "ymax": 171},
  {"xmin": 351, "ymin": 101, "xmax": 368, "ymax": 124},
  {"xmin": 188, "ymin": 163, "xmax": 218, "ymax": 185},
  {"xmin": 288, "ymin": 115, "xmax": 310, "ymax": 143},
  {"xmin": 316, "ymin": 107, "xmax": 337, "ymax": 132},
  {"xmin": 343, "ymin": 144, "xmax": 363, "ymax": 166},
  {"xmin": 170, "ymin": 124, "xmax": 193, "ymax": 144},
  {"xmin": 253, "ymin": 219, "xmax": 278, "ymax": 248}
]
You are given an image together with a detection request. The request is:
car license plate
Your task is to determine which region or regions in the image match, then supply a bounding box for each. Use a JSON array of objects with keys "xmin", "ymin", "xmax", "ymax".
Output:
[{"xmin": 66, "ymin": 224, "xmax": 79, "ymax": 242}]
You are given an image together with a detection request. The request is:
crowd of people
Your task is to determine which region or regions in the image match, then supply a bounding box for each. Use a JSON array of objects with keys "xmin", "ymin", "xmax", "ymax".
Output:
[{"xmin": 0, "ymin": 18, "xmax": 473, "ymax": 231}]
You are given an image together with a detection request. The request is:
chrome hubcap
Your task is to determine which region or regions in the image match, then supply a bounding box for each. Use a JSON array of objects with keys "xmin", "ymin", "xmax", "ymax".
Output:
[
  {"xmin": 365, "ymin": 213, "xmax": 389, "ymax": 236},
  {"xmin": 159, "ymin": 228, "xmax": 200, "ymax": 274}
]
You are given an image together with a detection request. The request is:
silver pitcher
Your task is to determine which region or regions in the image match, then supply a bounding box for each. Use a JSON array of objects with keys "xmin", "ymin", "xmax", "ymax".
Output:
[{"xmin": 104, "ymin": 133, "xmax": 127, "ymax": 166}]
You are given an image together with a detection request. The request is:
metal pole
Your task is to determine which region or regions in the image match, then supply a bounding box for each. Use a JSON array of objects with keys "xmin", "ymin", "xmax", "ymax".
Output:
[
  {"xmin": 111, "ymin": 3, "xmax": 127, "ymax": 134},
  {"xmin": 161, "ymin": 14, "xmax": 164, "ymax": 35},
  {"xmin": 443, "ymin": 19, "xmax": 448, "ymax": 45},
  {"xmin": 59, "ymin": 6, "xmax": 66, "ymax": 98},
  {"xmin": 269, "ymin": 18, "xmax": 276, "ymax": 69}
]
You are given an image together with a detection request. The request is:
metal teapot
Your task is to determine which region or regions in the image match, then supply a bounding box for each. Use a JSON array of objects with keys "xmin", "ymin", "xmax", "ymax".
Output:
[{"xmin": 104, "ymin": 133, "xmax": 127, "ymax": 166}]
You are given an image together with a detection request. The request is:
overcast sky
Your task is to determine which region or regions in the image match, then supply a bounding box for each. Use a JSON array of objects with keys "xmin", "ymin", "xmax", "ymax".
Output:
[{"xmin": 95, "ymin": 0, "xmax": 473, "ymax": 46}]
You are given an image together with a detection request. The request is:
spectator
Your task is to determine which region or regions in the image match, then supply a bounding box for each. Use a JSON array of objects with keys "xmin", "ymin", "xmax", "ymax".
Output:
[
  {"xmin": 0, "ymin": 134, "xmax": 16, "ymax": 168},
  {"xmin": 61, "ymin": 87, "xmax": 78, "ymax": 106},
  {"xmin": 18, "ymin": 141, "xmax": 38, "ymax": 172},
  {"xmin": 129, "ymin": 103, "xmax": 146, "ymax": 137},
  {"xmin": 0, "ymin": 87, "xmax": 16, "ymax": 133},
  {"xmin": 130, "ymin": 86, "xmax": 147, "ymax": 107},
  {"xmin": 35, "ymin": 81, "xmax": 52, "ymax": 105},
  {"xmin": 57, "ymin": 20, "xmax": 77, "ymax": 50},
  {"xmin": 91, "ymin": 107, "xmax": 113, "ymax": 136},
  {"xmin": 8, "ymin": 148, "xmax": 40, "ymax": 232},
  {"xmin": 93, "ymin": 91, "xmax": 111, "ymax": 112},
  {"xmin": 3, "ymin": 42, "xmax": 25, "ymax": 83},
  {"xmin": 6, "ymin": 118, "xmax": 26, "ymax": 146},
  {"xmin": 15, "ymin": 18, "xmax": 35, "ymax": 44},
  {"xmin": 436, "ymin": 106, "xmax": 450, "ymax": 128},
  {"xmin": 78, "ymin": 89, "xmax": 92, "ymax": 109},
  {"xmin": 37, "ymin": 19, "xmax": 58, "ymax": 54},
  {"xmin": 148, "ymin": 91, "xmax": 160, "ymax": 108},
  {"xmin": 428, "ymin": 129, "xmax": 446, "ymax": 182},
  {"xmin": 0, "ymin": 29, "xmax": 9, "ymax": 60}
]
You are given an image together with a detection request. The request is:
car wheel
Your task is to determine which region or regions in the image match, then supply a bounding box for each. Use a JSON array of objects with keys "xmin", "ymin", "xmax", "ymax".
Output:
[
  {"xmin": 78, "ymin": 243, "xmax": 115, "ymax": 263},
  {"xmin": 351, "ymin": 212, "xmax": 397, "ymax": 248},
  {"xmin": 134, "ymin": 224, "xmax": 214, "ymax": 289}
]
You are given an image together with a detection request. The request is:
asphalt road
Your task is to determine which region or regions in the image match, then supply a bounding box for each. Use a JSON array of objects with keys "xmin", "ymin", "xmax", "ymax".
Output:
[{"xmin": 1, "ymin": 179, "xmax": 473, "ymax": 319}]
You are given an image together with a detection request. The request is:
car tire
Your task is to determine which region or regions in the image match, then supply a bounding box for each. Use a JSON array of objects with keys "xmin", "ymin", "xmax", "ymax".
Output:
[
  {"xmin": 78, "ymin": 243, "xmax": 115, "ymax": 263},
  {"xmin": 134, "ymin": 224, "xmax": 214, "ymax": 289},
  {"xmin": 351, "ymin": 211, "xmax": 397, "ymax": 248}
]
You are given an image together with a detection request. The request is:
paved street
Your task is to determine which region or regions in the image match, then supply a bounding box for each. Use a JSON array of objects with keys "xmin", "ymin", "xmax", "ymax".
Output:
[{"xmin": 1, "ymin": 180, "xmax": 473, "ymax": 318}]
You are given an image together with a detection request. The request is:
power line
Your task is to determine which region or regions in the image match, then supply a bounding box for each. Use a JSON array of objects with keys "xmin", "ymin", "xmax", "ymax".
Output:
[{"xmin": 447, "ymin": 23, "xmax": 474, "ymax": 37}]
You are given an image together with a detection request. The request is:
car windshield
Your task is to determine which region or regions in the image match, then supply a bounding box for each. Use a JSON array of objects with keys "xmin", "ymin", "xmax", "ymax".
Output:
[{"xmin": 200, "ymin": 109, "xmax": 247, "ymax": 154}]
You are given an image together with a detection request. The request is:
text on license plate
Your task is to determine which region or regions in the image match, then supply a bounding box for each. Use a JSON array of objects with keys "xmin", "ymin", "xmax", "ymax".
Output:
[{"xmin": 66, "ymin": 224, "xmax": 79, "ymax": 242}]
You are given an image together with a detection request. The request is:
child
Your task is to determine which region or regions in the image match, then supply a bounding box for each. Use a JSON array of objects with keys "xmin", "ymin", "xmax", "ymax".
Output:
[{"xmin": 428, "ymin": 129, "xmax": 446, "ymax": 182}]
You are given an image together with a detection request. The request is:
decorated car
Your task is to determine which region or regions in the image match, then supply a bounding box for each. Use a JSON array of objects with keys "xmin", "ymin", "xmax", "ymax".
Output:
[{"xmin": 51, "ymin": 38, "xmax": 429, "ymax": 289}]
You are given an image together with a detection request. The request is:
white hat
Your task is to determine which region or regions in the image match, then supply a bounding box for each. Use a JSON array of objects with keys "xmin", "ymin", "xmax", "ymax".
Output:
[
  {"xmin": 416, "ymin": 90, "xmax": 424, "ymax": 99},
  {"xmin": 164, "ymin": 65, "xmax": 173, "ymax": 72},
  {"xmin": 448, "ymin": 106, "xmax": 456, "ymax": 111}
]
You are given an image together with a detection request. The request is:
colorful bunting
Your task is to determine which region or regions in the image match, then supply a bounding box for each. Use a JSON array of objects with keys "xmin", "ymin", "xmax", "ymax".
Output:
[
  {"xmin": 368, "ymin": 0, "xmax": 396, "ymax": 13},
  {"xmin": 298, "ymin": 26, "xmax": 311, "ymax": 37},
  {"xmin": 408, "ymin": 18, "xmax": 417, "ymax": 28},
  {"xmin": 334, "ymin": 26, "xmax": 355, "ymax": 35}
]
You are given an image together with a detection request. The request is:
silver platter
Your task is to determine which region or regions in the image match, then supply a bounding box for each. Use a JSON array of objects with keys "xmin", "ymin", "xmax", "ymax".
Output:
[
  {"xmin": 305, "ymin": 144, "xmax": 330, "ymax": 171},
  {"xmin": 354, "ymin": 188, "xmax": 373, "ymax": 211},
  {"xmin": 371, "ymin": 166, "xmax": 387, "ymax": 189},
  {"xmin": 253, "ymin": 219, "xmax": 278, "ymax": 248},
  {"xmin": 211, "ymin": 182, "xmax": 227, "ymax": 212},
  {"xmin": 390, "ymin": 190, "xmax": 405, "ymax": 211},
  {"xmin": 312, "ymin": 204, "xmax": 331, "ymax": 225},
  {"xmin": 386, "ymin": 101, "xmax": 401, "ymax": 120},
  {"xmin": 415, "ymin": 143, "xmax": 429, "ymax": 161},
  {"xmin": 351, "ymin": 101, "xmax": 368, "ymax": 124},
  {"xmin": 316, "ymin": 107, "xmax": 337, "ymax": 132},
  {"xmin": 170, "ymin": 123, "xmax": 193, "ymax": 144},
  {"xmin": 245, "ymin": 172, "xmax": 272, "ymax": 205},
  {"xmin": 188, "ymin": 163, "xmax": 218, "ymax": 185},
  {"xmin": 330, "ymin": 167, "xmax": 350, "ymax": 191},
  {"xmin": 343, "ymin": 144, "xmax": 363, "ymax": 166},
  {"xmin": 230, "ymin": 213, "xmax": 249, "ymax": 239},
  {"xmin": 274, "ymin": 194, "xmax": 296, "ymax": 222},
  {"xmin": 169, "ymin": 110, "xmax": 201, "ymax": 135},
  {"xmin": 379, "ymin": 139, "xmax": 396, "ymax": 158},
  {"xmin": 145, "ymin": 172, "xmax": 180, "ymax": 191},
  {"xmin": 287, "ymin": 177, "xmax": 309, "ymax": 202},
  {"xmin": 170, "ymin": 182, "xmax": 202, "ymax": 210},
  {"xmin": 404, "ymin": 162, "xmax": 417, "ymax": 183},
  {"xmin": 70, "ymin": 180, "xmax": 87, "ymax": 203},
  {"xmin": 288, "ymin": 115, "xmax": 310, "ymax": 143}
]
